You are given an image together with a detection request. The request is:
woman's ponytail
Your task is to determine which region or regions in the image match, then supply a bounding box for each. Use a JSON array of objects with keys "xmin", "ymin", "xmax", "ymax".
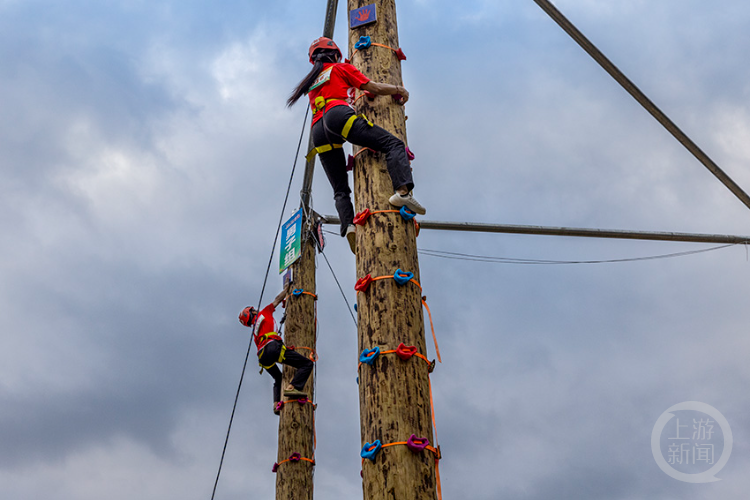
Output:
[{"xmin": 287, "ymin": 50, "xmax": 340, "ymax": 107}]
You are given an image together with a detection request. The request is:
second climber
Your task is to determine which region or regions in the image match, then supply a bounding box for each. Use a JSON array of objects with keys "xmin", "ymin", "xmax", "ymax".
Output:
[
  {"xmin": 286, "ymin": 37, "xmax": 426, "ymax": 253},
  {"xmin": 239, "ymin": 285, "xmax": 314, "ymax": 415}
]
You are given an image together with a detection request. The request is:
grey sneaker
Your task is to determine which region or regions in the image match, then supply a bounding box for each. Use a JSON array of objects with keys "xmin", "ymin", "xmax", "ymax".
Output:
[
  {"xmin": 389, "ymin": 191, "xmax": 426, "ymax": 215},
  {"xmin": 283, "ymin": 388, "xmax": 307, "ymax": 399},
  {"xmin": 345, "ymin": 224, "xmax": 356, "ymax": 254}
]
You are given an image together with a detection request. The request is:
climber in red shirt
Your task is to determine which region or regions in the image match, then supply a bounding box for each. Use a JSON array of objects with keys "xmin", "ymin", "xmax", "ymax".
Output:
[
  {"xmin": 239, "ymin": 285, "xmax": 314, "ymax": 414},
  {"xmin": 287, "ymin": 37, "xmax": 426, "ymax": 254}
]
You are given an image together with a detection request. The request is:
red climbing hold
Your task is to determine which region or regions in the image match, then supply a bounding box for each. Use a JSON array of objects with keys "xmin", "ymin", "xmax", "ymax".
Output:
[
  {"xmin": 353, "ymin": 209, "xmax": 372, "ymax": 226},
  {"xmin": 355, "ymin": 274, "xmax": 373, "ymax": 292},
  {"xmin": 395, "ymin": 343, "xmax": 417, "ymax": 360}
]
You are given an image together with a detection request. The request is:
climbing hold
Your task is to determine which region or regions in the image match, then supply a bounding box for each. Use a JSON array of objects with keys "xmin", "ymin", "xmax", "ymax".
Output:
[
  {"xmin": 361, "ymin": 440, "xmax": 382, "ymax": 461},
  {"xmin": 395, "ymin": 48, "xmax": 407, "ymax": 61},
  {"xmin": 289, "ymin": 452, "xmax": 301, "ymax": 463},
  {"xmin": 405, "ymin": 145, "xmax": 415, "ymax": 161},
  {"xmin": 355, "ymin": 274, "xmax": 374, "ymax": 292},
  {"xmin": 395, "ymin": 343, "xmax": 417, "ymax": 361},
  {"xmin": 406, "ymin": 435, "xmax": 430, "ymax": 453},
  {"xmin": 274, "ymin": 401, "xmax": 283, "ymax": 413},
  {"xmin": 393, "ymin": 269, "xmax": 414, "ymax": 286},
  {"xmin": 347, "ymin": 154, "xmax": 354, "ymax": 172},
  {"xmin": 354, "ymin": 303, "xmax": 358, "ymax": 312},
  {"xmin": 428, "ymin": 359, "xmax": 436, "ymax": 374},
  {"xmin": 355, "ymin": 36, "xmax": 371, "ymax": 50},
  {"xmin": 363, "ymin": 90, "xmax": 376, "ymax": 99},
  {"xmin": 292, "ymin": 288, "xmax": 303, "ymax": 297},
  {"xmin": 359, "ymin": 347, "xmax": 381, "ymax": 365},
  {"xmin": 399, "ymin": 206, "xmax": 416, "ymax": 221},
  {"xmin": 353, "ymin": 209, "xmax": 372, "ymax": 226},
  {"xmin": 272, "ymin": 462, "xmax": 279, "ymax": 473}
]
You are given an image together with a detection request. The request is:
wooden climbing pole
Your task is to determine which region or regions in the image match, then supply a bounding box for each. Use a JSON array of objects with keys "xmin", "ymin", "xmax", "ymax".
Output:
[
  {"xmin": 274, "ymin": 1, "xmax": 339, "ymax": 496},
  {"xmin": 348, "ymin": 1, "xmax": 439, "ymax": 499},
  {"xmin": 274, "ymin": 234, "xmax": 318, "ymax": 500}
]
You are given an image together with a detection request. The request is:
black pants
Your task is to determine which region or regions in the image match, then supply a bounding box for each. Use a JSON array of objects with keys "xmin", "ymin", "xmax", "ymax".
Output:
[
  {"xmin": 258, "ymin": 340, "xmax": 314, "ymax": 403},
  {"xmin": 311, "ymin": 105, "xmax": 415, "ymax": 236}
]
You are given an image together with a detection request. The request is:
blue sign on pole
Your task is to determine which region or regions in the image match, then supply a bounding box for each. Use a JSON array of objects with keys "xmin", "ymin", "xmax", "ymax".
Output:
[
  {"xmin": 279, "ymin": 208, "xmax": 303, "ymax": 273},
  {"xmin": 350, "ymin": 4, "xmax": 377, "ymax": 29}
]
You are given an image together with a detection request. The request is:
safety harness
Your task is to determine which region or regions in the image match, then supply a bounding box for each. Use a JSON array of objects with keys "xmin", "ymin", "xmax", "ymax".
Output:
[
  {"xmin": 258, "ymin": 332, "xmax": 286, "ymax": 369},
  {"xmin": 306, "ymin": 95, "xmax": 373, "ymax": 162}
]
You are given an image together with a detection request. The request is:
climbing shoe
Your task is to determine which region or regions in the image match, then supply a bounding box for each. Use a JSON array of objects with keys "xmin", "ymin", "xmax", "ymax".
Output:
[
  {"xmin": 283, "ymin": 388, "xmax": 307, "ymax": 399},
  {"xmin": 389, "ymin": 191, "xmax": 426, "ymax": 215},
  {"xmin": 345, "ymin": 224, "xmax": 356, "ymax": 254}
]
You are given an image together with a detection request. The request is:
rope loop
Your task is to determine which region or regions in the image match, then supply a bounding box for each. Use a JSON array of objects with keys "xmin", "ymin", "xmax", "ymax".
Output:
[
  {"xmin": 360, "ymin": 436, "xmax": 438, "ymax": 463},
  {"xmin": 351, "ymin": 35, "xmax": 407, "ymax": 61},
  {"xmin": 358, "ymin": 343, "xmax": 433, "ymax": 370},
  {"xmin": 292, "ymin": 288, "xmax": 317, "ymax": 300},
  {"xmin": 275, "ymin": 397, "xmax": 316, "ymax": 414},
  {"xmin": 272, "ymin": 452, "xmax": 315, "ymax": 473}
]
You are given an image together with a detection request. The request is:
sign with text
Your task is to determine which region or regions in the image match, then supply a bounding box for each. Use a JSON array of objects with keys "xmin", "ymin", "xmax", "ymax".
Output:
[
  {"xmin": 279, "ymin": 208, "xmax": 303, "ymax": 273},
  {"xmin": 350, "ymin": 4, "xmax": 377, "ymax": 28}
]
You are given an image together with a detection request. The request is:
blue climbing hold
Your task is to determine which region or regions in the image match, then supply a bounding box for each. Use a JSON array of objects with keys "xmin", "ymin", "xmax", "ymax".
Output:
[
  {"xmin": 361, "ymin": 440, "xmax": 382, "ymax": 461},
  {"xmin": 355, "ymin": 36, "xmax": 372, "ymax": 50},
  {"xmin": 292, "ymin": 288, "xmax": 303, "ymax": 297},
  {"xmin": 359, "ymin": 347, "xmax": 380, "ymax": 365},
  {"xmin": 354, "ymin": 303, "xmax": 358, "ymax": 312},
  {"xmin": 399, "ymin": 206, "xmax": 416, "ymax": 221},
  {"xmin": 393, "ymin": 269, "xmax": 414, "ymax": 286}
]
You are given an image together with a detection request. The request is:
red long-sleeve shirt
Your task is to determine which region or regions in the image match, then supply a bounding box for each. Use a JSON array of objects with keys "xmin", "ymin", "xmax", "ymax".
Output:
[
  {"xmin": 308, "ymin": 62, "xmax": 370, "ymax": 125},
  {"xmin": 253, "ymin": 303, "xmax": 282, "ymax": 350}
]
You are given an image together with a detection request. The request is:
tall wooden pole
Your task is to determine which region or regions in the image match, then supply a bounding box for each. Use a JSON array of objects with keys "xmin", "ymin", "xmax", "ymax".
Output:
[
  {"xmin": 275, "ymin": 2, "xmax": 339, "ymax": 498},
  {"xmin": 275, "ymin": 235, "xmax": 317, "ymax": 500},
  {"xmin": 347, "ymin": 1, "xmax": 438, "ymax": 499}
]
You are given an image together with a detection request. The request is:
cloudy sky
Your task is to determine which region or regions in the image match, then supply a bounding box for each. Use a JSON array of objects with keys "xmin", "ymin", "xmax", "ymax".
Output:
[{"xmin": 2, "ymin": 0, "xmax": 750, "ymax": 499}]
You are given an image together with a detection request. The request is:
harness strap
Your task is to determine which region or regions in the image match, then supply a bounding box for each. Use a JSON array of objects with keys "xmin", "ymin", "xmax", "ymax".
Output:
[
  {"xmin": 306, "ymin": 94, "xmax": 374, "ymax": 160},
  {"xmin": 306, "ymin": 143, "xmax": 343, "ymax": 162},
  {"xmin": 341, "ymin": 113, "xmax": 373, "ymax": 139},
  {"xmin": 258, "ymin": 337, "xmax": 286, "ymax": 369},
  {"xmin": 312, "ymin": 97, "xmax": 348, "ymax": 114}
]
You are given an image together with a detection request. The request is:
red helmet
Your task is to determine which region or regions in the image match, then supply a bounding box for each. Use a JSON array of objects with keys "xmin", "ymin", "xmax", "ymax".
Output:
[
  {"xmin": 308, "ymin": 37, "xmax": 342, "ymax": 64},
  {"xmin": 239, "ymin": 306, "xmax": 257, "ymax": 327}
]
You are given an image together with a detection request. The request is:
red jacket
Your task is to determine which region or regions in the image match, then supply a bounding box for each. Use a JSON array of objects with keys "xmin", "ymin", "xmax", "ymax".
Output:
[
  {"xmin": 308, "ymin": 62, "xmax": 370, "ymax": 125},
  {"xmin": 253, "ymin": 303, "xmax": 282, "ymax": 350}
]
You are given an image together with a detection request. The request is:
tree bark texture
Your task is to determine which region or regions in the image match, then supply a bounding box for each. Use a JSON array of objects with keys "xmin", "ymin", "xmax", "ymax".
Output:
[
  {"xmin": 275, "ymin": 235, "xmax": 317, "ymax": 500},
  {"xmin": 348, "ymin": 1, "xmax": 437, "ymax": 499}
]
